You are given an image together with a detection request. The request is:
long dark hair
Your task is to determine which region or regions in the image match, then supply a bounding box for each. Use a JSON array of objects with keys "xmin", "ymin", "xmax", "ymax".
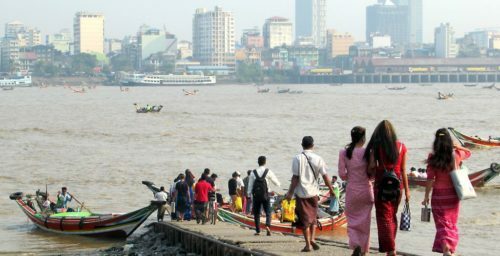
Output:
[
  {"xmin": 426, "ymin": 128, "xmax": 454, "ymax": 172},
  {"xmin": 363, "ymin": 120, "xmax": 399, "ymax": 164},
  {"xmin": 346, "ymin": 126, "xmax": 366, "ymax": 159},
  {"xmin": 185, "ymin": 169, "xmax": 195, "ymax": 187}
]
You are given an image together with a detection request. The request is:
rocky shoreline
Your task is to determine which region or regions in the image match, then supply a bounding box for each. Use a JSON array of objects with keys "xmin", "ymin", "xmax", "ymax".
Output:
[{"xmin": 100, "ymin": 224, "xmax": 198, "ymax": 256}]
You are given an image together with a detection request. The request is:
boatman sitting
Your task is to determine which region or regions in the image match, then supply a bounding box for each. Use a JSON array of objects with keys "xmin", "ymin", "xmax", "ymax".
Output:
[
  {"xmin": 56, "ymin": 187, "xmax": 72, "ymax": 211},
  {"xmin": 154, "ymin": 186, "xmax": 169, "ymax": 222}
]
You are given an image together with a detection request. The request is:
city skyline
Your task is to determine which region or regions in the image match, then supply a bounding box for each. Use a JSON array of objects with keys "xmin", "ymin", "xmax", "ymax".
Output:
[{"xmin": 1, "ymin": 0, "xmax": 499, "ymax": 43}]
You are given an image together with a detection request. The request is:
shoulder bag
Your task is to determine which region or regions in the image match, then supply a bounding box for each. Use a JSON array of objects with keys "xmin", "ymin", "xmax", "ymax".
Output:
[{"xmin": 450, "ymin": 152, "xmax": 476, "ymax": 200}]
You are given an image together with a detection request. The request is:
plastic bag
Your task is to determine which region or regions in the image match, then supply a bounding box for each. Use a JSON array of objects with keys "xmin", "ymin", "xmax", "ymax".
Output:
[
  {"xmin": 234, "ymin": 196, "xmax": 243, "ymax": 211},
  {"xmin": 281, "ymin": 199, "xmax": 296, "ymax": 222}
]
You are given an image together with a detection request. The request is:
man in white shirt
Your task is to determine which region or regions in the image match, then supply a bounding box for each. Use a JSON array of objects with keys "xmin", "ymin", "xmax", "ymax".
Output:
[
  {"xmin": 247, "ymin": 156, "xmax": 281, "ymax": 236},
  {"xmin": 286, "ymin": 136, "xmax": 335, "ymax": 252},
  {"xmin": 155, "ymin": 186, "xmax": 169, "ymax": 222}
]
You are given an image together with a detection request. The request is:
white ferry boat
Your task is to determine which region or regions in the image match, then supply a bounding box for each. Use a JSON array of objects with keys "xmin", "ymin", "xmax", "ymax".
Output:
[
  {"xmin": 120, "ymin": 73, "xmax": 216, "ymax": 86},
  {"xmin": 0, "ymin": 76, "xmax": 32, "ymax": 87}
]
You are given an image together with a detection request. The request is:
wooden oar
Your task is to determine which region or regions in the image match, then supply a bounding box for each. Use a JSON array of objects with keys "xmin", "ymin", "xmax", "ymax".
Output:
[{"xmin": 68, "ymin": 193, "xmax": 92, "ymax": 213}]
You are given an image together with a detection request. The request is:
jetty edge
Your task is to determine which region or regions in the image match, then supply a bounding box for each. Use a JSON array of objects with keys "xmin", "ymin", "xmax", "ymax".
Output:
[{"xmin": 119, "ymin": 220, "xmax": 418, "ymax": 256}]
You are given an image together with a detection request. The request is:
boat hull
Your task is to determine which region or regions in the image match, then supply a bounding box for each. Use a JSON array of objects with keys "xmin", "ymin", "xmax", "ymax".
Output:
[
  {"xmin": 408, "ymin": 163, "xmax": 499, "ymax": 188},
  {"xmin": 13, "ymin": 198, "xmax": 157, "ymax": 237},
  {"xmin": 449, "ymin": 128, "xmax": 500, "ymax": 148},
  {"xmin": 217, "ymin": 208, "xmax": 347, "ymax": 235}
]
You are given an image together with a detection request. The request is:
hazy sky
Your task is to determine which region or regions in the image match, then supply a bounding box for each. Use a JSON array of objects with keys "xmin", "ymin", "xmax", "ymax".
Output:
[{"xmin": 1, "ymin": 0, "xmax": 498, "ymax": 43}]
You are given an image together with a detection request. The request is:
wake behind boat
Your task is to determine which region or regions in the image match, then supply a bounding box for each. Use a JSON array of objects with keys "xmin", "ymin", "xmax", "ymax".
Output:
[{"xmin": 9, "ymin": 187, "xmax": 161, "ymax": 237}]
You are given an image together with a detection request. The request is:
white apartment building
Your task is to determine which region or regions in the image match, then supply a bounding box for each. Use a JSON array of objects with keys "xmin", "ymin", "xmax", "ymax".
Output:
[
  {"xmin": 435, "ymin": 23, "xmax": 458, "ymax": 58},
  {"xmin": 192, "ymin": 6, "xmax": 235, "ymax": 68},
  {"xmin": 73, "ymin": 12, "xmax": 104, "ymax": 55},
  {"xmin": 46, "ymin": 29, "xmax": 72, "ymax": 54},
  {"xmin": 4, "ymin": 21, "xmax": 42, "ymax": 47},
  {"xmin": 263, "ymin": 17, "xmax": 293, "ymax": 49}
]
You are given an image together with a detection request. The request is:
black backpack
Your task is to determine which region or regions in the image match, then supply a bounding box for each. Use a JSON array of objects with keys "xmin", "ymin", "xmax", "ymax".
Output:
[
  {"xmin": 252, "ymin": 169, "xmax": 269, "ymax": 201},
  {"xmin": 377, "ymin": 145, "xmax": 402, "ymax": 202},
  {"xmin": 378, "ymin": 169, "xmax": 401, "ymax": 202}
]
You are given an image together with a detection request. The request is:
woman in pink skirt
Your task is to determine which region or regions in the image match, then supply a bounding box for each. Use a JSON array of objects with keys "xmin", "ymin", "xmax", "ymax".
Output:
[
  {"xmin": 422, "ymin": 128, "xmax": 471, "ymax": 256},
  {"xmin": 338, "ymin": 126, "xmax": 374, "ymax": 256}
]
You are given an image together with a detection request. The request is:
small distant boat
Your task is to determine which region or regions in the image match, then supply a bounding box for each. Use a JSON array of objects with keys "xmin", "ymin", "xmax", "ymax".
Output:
[
  {"xmin": 72, "ymin": 88, "xmax": 86, "ymax": 93},
  {"xmin": 133, "ymin": 103, "xmax": 163, "ymax": 113},
  {"xmin": 120, "ymin": 86, "xmax": 129, "ymax": 92},
  {"xmin": 448, "ymin": 127, "xmax": 500, "ymax": 148},
  {"xmin": 2, "ymin": 86, "xmax": 14, "ymax": 91},
  {"xmin": 257, "ymin": 88, "xmax": 270, "ymax": 93},
  {"xmin": 483, "ymin": 83, "xmax": 495, "ymax": 89},
  {"xmin": 419, "ymin": 83, "xmax": 433, "ymax": 86},
  {"xmin": 277, "ymin": 88, "xmax": 290, "ymax": 94},
  {"xmin": 183, "ymin": 89, "xmax": 198, "ymax": 96},
  {"xmin": 408, "ymin": 163, "xmax": 499, "ymax": 188},
  {"xmin": 329, "ymin": 83, "xmax": 343, "ymax": 86},
  {"xmin": 437, "ymin": 92, "xmax": 453, "ymax": 100},
  {"xmin": 289, "ymin": 90, "xmax": 303, "ymax": 94},
  {"xmin": 387, "ymin": 85, "xmax": 406, "ymax": 90},
  {"xmin": 464, "ymin": 83, "xmax": 477, "ymax": 87}
]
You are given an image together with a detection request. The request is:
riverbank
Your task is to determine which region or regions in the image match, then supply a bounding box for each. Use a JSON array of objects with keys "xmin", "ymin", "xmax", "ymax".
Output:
[{"xmin": 100, "ymin": 224, "xmax": 196, "ymax": 256}]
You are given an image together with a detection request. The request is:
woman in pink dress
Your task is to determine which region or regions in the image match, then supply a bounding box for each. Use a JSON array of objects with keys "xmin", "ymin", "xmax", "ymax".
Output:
[
  {"xmin": 338, "ymin": 126, "xmax": 374, "ymax": 256},
  {"xmin": 422, "ymin": 128, "xmax": 471, "ymax": 256}
]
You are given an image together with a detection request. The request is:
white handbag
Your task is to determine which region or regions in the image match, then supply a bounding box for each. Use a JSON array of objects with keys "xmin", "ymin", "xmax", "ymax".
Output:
[{"xmin": 450, "ymin": 154, "xmax": 476, "ymax": 200}]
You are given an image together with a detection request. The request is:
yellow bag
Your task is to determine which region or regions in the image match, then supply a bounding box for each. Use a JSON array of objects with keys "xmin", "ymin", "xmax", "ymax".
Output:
[
  {"xmin": 234, "ymin": 196, "xmax": 243, "ymax": 211},
  {"xmin": 281, "ymin": 199, "xmax": 296, "ymax": 222}
]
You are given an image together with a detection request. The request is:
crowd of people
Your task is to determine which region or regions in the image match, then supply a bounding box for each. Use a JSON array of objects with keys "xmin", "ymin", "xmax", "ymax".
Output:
[{"xmin": 153, "ymin": 119, "xmax": 469, "ymax": 256}]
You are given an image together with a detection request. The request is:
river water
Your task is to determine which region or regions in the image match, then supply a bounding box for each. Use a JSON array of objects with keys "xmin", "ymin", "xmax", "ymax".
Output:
[{"xmin": 0, "ymin": 84, "xmax": 498, "ymax": 255}]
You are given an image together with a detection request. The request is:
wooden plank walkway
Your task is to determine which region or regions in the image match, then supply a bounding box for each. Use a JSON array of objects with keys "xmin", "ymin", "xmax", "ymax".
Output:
[{"xmin": 152, "ymin": 220, "xmax": 420, "ymax": 256}]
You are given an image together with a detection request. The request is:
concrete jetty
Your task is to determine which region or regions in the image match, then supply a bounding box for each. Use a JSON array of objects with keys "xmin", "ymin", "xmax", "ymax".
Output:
[{"xmin": 152, "ymin": 220, "xmax": 419, "ymax": 256}]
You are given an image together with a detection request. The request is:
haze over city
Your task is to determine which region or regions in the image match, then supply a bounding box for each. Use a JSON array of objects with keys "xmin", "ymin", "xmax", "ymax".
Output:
[{"xmin": 1, "ymin": 0, "xmax": 499, "ymax": 42}]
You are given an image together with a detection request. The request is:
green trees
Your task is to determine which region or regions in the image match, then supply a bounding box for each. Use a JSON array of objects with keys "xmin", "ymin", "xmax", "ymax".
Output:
[
  {"xmin": 70, "ymin": 53, "xmax": 98, "ymax": 74},
  {"xmin": 110, "ymin": 54, "xmax": 134, "ymax": 72},
  {"xmin": 236, "ymin": 62, "xmax": 263, "ymax": 83}
]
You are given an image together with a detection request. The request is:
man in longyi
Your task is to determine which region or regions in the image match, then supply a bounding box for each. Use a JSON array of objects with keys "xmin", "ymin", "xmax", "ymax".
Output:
[{"xmin": 286, "ymin": 136, "xmax": 336, "ymax": 252}]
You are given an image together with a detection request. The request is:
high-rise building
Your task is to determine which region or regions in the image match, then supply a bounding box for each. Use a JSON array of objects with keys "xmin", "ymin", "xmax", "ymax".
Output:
[
  {"xmin": 4, "ymin": 21, "xmax": 42, "ymax": 47},
  {"xmin": 73, "ymin": 12, "xmax": 104, "ymax": 55},
  {"xmin": 326, "ymin": 30, "xmax": 354, "ymax": 58},
  {"xmin": 408, "ymin": 0, "xmax": 423, "ymax": 45},
  {"xmin": 435, "ymin": 23, "xmax": 458, "ymax": 58},
  {"xmin": 4, "ymin": 21, "xmax": 25, "ymax": 40},
  {"xmin": 192, "ymin": 7, "xmax": 235, "ymax": 68},
  {"xmin": 366, "ymin": 0, "xmax": 422, "ymax": 47},
  {"xmin": 263, "ymin": 17, "xmax": 293, "ymax": 49},
  {"xmin": 46, "ymin": 29, "xmax": 72, "ymax": 54},
  {"xmin": 467, "ymin": 30, "xmax": 500, "ymax": 49},
  {"xmin": 295, "ymin": 0, "xmax": 326, "ymax": 47},
  {"xmin": 366, "ymin": 3, "xmax": 408, "ymax": 47}
]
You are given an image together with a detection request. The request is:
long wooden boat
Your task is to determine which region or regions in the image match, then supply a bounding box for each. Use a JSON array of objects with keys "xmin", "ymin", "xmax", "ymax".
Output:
[
  {"xmin": 448, "ymin": 127, "xmax": 500, "ymax": 148},
  {"xmin": 9, "ymin": 189, "xmax": 160, "ymax": 237},
  {"xmin": 408, "ymin": 163, "xmax": 499, "ymax": 187},
  {"xmin": 217, "ymin": 207, "xmax": 346, "ymax": 235}
]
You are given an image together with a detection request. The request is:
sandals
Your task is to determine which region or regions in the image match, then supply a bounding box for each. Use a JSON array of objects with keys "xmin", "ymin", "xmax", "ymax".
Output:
[
  {"xmin": 301, "ymin": 246, "xmax": 312, "ymax": 252},
  {"xmin": 310, "ymin": 241, "xmax": 320, "ymax": 251},
  {"xmin": 352, "ymin": 246, "xmax": 362, "ymax": 256}
]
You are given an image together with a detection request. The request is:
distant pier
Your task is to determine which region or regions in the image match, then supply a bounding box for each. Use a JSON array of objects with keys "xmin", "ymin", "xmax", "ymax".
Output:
[
  {"xmin": 152, "ymin": 221, "xmax": 419, "ymax": 256},
  {"xmin": 295, "ymin": 72, "xmax": 500, "ymax": 84}
]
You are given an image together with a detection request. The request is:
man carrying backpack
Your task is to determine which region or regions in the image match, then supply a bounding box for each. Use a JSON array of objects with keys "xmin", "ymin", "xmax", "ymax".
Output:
[{"xmin": 247, "ymin": 156, "xmax": 281, "ymax": 236}]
